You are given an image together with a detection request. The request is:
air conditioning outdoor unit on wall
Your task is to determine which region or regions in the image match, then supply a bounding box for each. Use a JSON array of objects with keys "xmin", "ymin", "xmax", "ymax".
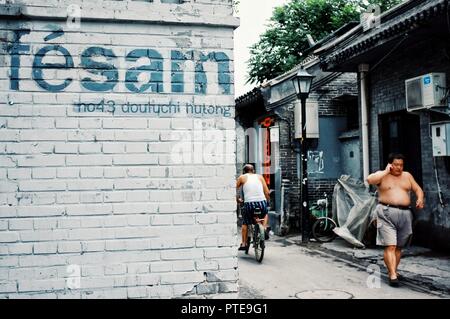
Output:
[{"xmin": 405, "ymin": 73, "xmax": 447, "ymax": 111}]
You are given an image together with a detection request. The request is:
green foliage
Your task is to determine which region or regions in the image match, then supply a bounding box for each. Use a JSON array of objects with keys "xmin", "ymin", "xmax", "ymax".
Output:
[
  {"xmin": 247, "ymin": 0, "xmax": 403, "ymax": 84},
  {"xmin": 232, "ymin": 0, "xmax": 240, "ymax": 14}
]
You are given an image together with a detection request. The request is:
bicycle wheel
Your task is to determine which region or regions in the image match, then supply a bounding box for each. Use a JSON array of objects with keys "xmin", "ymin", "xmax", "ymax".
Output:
[
  {"xmin": 312, "ymin": 217, "xmax": 337, "ymax": 243},
  {"xmin": 253, "ymin": 224, "xmax": 265, "ymax": 263}
]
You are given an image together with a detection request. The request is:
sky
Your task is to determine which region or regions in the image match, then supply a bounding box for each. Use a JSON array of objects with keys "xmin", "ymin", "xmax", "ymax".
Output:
[{"xmin": 233, "ymin": 0, "xmax": 290, "ymax": 98}]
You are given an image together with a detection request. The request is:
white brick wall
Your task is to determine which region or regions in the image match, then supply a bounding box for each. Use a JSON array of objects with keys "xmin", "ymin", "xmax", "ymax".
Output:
[{"xmin": 0, "ymin": 0, "xmax": 238, "ymax": 298}]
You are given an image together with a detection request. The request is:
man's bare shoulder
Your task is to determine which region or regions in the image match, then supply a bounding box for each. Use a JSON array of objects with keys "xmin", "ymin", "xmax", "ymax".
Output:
[
  {"xmin": 376, "ymin": 173, "xmax": 389, "ymax": 184},
  {"xmin": 238, "ymin": 174, "xmax": 248, "ymax": 182},
  {"xmin": 402, "ymin": 171, "xmax": 413, "ymax": 179}
]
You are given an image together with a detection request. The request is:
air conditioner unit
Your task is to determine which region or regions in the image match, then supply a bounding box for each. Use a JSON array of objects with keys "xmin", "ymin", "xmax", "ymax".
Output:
[{"xmin": 405, "ymin": 73, "xmax": 446, "ymax": 111}]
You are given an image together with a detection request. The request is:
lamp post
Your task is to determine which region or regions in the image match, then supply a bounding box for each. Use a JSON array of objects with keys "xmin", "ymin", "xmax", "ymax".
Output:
[{"xmin": 292, "ymin": 66, "xmax": 314, "ymax": 243}]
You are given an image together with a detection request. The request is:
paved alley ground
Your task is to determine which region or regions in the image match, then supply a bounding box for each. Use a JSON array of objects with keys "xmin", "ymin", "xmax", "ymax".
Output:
[{"xmin": 237, "ymin": 234, "xmax": 449, "ymax": 299}]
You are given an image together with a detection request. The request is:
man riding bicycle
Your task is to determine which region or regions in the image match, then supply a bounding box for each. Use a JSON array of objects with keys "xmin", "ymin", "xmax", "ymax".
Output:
[{"xmin": 236, "ymin": 164, "xmax": 270, "ymax": 251}]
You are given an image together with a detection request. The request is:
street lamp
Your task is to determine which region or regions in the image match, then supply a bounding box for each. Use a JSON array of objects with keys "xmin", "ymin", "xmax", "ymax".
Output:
[{"xmin": 292, "ymin": 66, "xmax": 314, "ymax": 243}]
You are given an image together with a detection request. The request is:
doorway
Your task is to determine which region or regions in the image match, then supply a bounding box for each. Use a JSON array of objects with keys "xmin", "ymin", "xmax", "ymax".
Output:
[{"xmin": 380, "ymin": 111, "xmax": 423, "ymax": 186}]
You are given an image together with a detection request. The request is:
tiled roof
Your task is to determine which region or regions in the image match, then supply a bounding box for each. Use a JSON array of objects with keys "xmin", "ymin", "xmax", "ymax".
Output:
[
  {"xmin": 317, "ymin": 0, "xmax": 447, "ymax": 68},
  {"xmin": 235, "ymin": 86, "xmax": 263, "ymax": 108}
]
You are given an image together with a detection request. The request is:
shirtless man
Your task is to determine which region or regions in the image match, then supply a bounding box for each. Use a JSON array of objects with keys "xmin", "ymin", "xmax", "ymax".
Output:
[
  {"xmin": 236, "ymin": 164, "xmax": 270, "ymax": 250},
  {"xmin": 367, "ymin": 153, "xmax": 424, "ymax": 287}
]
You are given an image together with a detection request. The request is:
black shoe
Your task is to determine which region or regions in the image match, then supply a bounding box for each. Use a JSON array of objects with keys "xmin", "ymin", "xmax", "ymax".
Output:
[
  {"xmin": 238, "ymin": 245, "xmax": 247, "ymax": 251},
  {"xmin": 396, "ymin": 274, "xmax": 403, "ymax": 280},
  {"xmin": 388, "ymin": 278, "xmax": 399, "ymax": 287}
]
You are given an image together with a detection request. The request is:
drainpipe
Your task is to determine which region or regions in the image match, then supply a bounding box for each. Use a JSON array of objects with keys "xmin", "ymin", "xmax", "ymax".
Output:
[{"xmin": 359, "ymin": 64, "xmax": 370, "ymax": 185}]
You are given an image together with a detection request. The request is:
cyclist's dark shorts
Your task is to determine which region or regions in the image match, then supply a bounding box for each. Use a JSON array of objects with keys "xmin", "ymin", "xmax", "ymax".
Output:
[{"xmin": 242, "ymin": 200, "xmax": 268, "ymax": 225}]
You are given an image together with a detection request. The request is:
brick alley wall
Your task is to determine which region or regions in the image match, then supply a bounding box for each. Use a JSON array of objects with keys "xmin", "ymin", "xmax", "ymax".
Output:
[
  {"xmin": 369, "ymin": 35, "xmax": 450, "ymax": 252},
  {"xmin": 307, "ymin": 72, "xmax": 358, "ymax": 202},
  {"xmin": 0, "ymin": 0, "xmax": 239, "ymax": 298},
  {"xmin": 274, "ymin": 72, "xmax": 357, "ymax": 230},
  {"xmin": 276, "ymin": 106, "xmax": 301, "ymax": 228},
  {"xmin": 311, "ymin": 72, "xmax": 358, "ymax": 117}
]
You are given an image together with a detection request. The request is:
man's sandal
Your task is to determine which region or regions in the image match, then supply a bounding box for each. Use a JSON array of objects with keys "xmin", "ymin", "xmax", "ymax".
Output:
[{"xmin": 388, "ymin": 278, "xmax": 400, "ymax": 287}]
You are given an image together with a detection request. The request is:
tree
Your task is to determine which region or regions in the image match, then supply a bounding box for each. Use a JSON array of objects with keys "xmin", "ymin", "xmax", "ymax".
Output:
[
  {"xmin": 247, "ymin": 0, "xmax": 403, "ymax": 84},
  {"xmin": 232, "ymin": 0, "xmax": 240, "ymax": 14}
]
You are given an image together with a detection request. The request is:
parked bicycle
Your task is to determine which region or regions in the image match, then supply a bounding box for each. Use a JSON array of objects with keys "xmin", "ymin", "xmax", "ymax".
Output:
[
  {"xmin": 242, "ymin": 206, "xmax": 266, "ymax": 263},
  {"xmin": 310, "ymin": 193, "xmax": 337, "ymax": 243}
]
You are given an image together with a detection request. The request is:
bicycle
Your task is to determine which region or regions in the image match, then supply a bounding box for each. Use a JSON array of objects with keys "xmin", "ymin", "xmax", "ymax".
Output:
[
  {"xmin": 243, "ymin": 206, "xmax": 266, "ymax": 263},
  {"xmin": 310, "ymin": 193, "xmax": 337, "ymax": 243}
]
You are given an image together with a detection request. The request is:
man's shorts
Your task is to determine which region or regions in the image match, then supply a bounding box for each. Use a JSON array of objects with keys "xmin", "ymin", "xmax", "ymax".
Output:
[
  {"xmin": 242, "ymin": 200, "xmax": 268, "ymax": 225},
  {"xmin": 375, "ymin": 204, "xmax": 413, "ymax": 247}
]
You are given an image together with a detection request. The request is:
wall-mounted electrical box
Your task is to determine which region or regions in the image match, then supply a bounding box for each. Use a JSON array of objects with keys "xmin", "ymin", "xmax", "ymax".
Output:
[
  {"xmin": 431, "ymin": 122, "xmax": 450, "ymax": 156},
  {"xmin": 405, "ymin": 73, "xmax": 446, "ymax": 111}
]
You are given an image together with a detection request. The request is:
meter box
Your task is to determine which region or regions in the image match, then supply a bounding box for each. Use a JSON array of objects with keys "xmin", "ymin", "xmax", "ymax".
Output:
[{"xmin": 431, "ymin": 122, "xmax": 450, "ymax": 156}]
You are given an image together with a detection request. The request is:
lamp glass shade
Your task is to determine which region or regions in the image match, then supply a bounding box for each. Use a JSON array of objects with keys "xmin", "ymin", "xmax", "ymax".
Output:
[{"xmin": 292, "ymin": 67, "xmax": 314, "ymax": 95}]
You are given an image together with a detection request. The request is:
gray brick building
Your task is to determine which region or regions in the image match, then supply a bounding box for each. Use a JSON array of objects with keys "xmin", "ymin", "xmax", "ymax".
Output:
[
  {"xmin": 235, "ymin": 23, "xmax": 360, "ymax": 235},
  {"xmin": 316, "ymin": 0, "xmax": 450, "ymax": 251}
]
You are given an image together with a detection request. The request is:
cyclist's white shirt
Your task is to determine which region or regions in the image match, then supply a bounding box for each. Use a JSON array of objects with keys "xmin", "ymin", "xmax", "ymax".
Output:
[{"xmin": 242, "ymin": 173, "xmax": 266, "ymax": 203}]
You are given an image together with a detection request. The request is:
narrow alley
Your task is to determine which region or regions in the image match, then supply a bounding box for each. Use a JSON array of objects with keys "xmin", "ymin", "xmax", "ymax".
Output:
[{"xmin": 238, "ymin": 234, "xmax": 449, "ymax": 299}]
